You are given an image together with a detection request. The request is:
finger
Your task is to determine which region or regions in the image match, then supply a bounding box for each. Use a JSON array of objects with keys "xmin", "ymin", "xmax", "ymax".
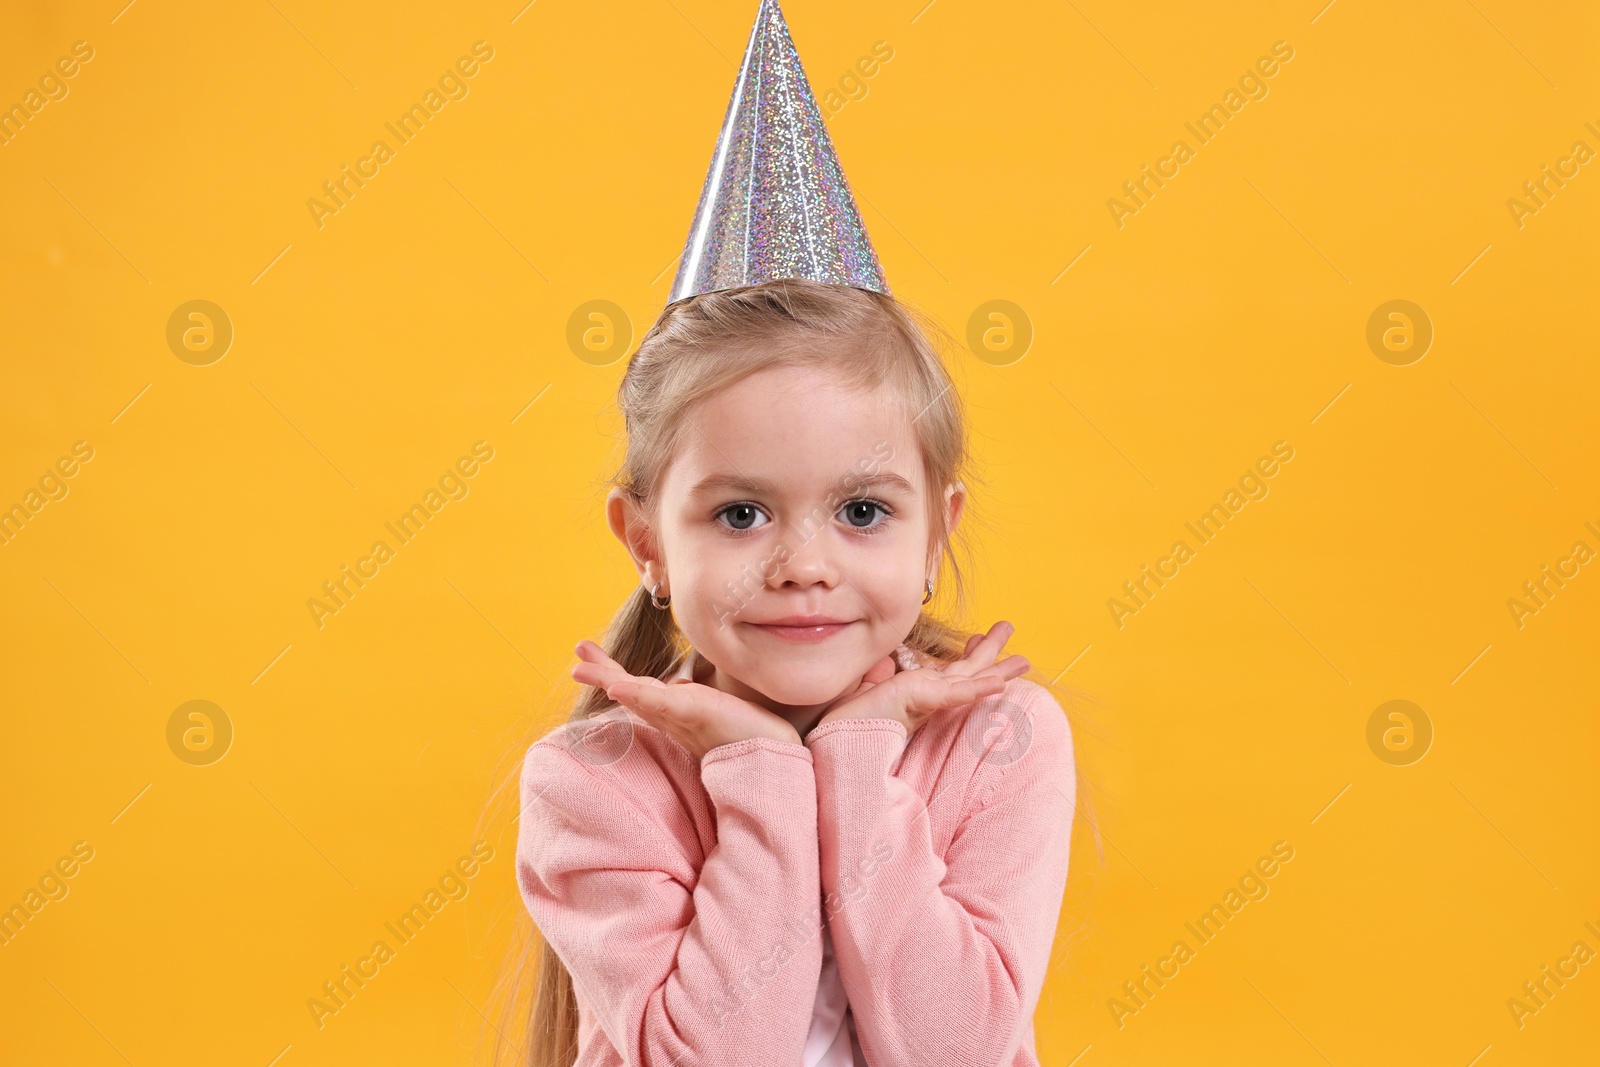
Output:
[
  {"xmin": 971, "ymin": 654, "xmax": 1030, "ymax": 684},
  {"xmin": 606, "ymin": 678, "xmax": 699, "ymax": 721},
  {"xmin": 577, "ymin": 641, "xmax": 663, "ymax": 685},
  {"xmin": 910, "ymin": 675, "xmax": 1005, "ymax": 716},
  {"xmin": 900, "ymin": 670, "xmax": 1005, "ymax": 712},
  {"xmin": 972, "ymin": 621, "xmax": 1015, "ymax": 667},
  {"xmin": 572, "ymin": 653, "xmax": 629, "ymax": 685},
  {"xmin": 576, "ymin": 640, "xmax": 627, "ymax": 670},
  {"xmin": 941, "ymin": 632, "xmax": 985, "ymax": 677},
  {"xmin": 945, "ymin": 622, "xmax": 1013, "ymax": 677},
  {"xmin": 945, "ymin": 674, "xmax": 1007, "ymax": 706},
  {"xmin": 863, "ymin": 655, "xmax": 896, "ymax": 685},
  {"xmin": 572, "ymin": 661, "xmax": 622, "ymax": 690},
  {"xmin": 573, "ymin": 658, "xmax": 664, "ymax": 692},
  {"xmin": 601, "ymin": 682, "xmax": 657, "ymax": 725},
  {"xmin": 601, "ymin": 683, "xmax": 676, "ymax": 740}
]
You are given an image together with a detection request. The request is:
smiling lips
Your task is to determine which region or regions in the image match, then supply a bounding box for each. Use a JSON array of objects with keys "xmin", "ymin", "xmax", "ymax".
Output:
[{"xmin": 745, "ymin": 615, "xmax": 857, "ymax": 642}]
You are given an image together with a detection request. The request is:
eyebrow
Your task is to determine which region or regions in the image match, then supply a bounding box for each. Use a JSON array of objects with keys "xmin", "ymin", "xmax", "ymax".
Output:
[{"xmin": 688, "ymin": 471, "xmax": 918, "ymax": 498}]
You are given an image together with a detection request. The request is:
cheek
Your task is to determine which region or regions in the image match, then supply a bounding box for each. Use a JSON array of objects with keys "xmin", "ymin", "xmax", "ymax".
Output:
[
  {"xmin": 855, "ymin": 545, "xmax": 921, "ymax": 595},
  {"xmin": 849, "ymin": 533, "xmax": 929, "ymax": 621},
  {"xmin": 664, "ymin": 529, "xmax": 765, "ymax": 624}
]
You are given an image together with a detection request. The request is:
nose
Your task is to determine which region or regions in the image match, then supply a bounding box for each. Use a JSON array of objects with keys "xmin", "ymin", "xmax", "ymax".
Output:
[{"xmin": 769, "ymin": 514, "xmax": 840, "ymax": 591}]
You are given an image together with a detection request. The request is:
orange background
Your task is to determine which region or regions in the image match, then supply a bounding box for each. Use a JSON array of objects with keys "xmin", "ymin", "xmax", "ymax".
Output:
[{"xmin": 1, "ymin": 1, "xmax": 1596, "ymax": 1064}]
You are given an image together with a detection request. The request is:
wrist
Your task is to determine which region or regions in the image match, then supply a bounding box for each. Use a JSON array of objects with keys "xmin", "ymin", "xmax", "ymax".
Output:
[
  {"xmin": 701, "ymin": 733, "xmax": 814, "ymax": 767},
  {"xmin": 750, "ymin": 720, "xmax": 802, "ymax": 748},
  {"xmin": 814, "ymin": 709, "xmax": 909, "ymax": 738},
  {"xmin": 806, "ymin": 715, "xmax": 909, "ymax": 754}
]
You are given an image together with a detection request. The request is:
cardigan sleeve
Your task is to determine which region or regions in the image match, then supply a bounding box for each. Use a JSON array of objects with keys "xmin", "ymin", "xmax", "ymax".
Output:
[
  {"xmin": 516, "ymin": 732, "xmax": 825, "ymax": 1066},
  {"xmin": 806, "ymin": 683, "xmax": 1076, "ymax": 1066}
]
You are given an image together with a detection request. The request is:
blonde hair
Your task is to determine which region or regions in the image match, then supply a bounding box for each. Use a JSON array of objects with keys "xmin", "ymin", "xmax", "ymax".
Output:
[{"xmin": 478, "ymin": 277, "xmax": 1100, "ymax": 1066}]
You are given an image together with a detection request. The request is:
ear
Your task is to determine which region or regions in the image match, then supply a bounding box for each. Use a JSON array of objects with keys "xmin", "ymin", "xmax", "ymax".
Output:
[
  {"xmin": 930, "ymin": 480, "xmax": 966, "ymax": 577},
  {"xmin": 943, "ymin": 480, "xmax": 966, "ymax": 536},
  {"xmin": 606, "ymin": 487, "xmax": 664, "ymax": 589}
]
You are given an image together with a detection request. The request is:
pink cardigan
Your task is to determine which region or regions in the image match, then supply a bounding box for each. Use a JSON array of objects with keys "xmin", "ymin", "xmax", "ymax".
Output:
[{"xmin": 516, "ymin": 648, "xmax": 1076, "ymax": 1066}]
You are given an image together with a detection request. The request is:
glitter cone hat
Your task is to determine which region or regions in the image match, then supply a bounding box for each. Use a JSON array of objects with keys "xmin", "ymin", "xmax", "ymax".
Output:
[{"xmin": 668, "ymin": 0, "xmax": 889, "ymax": 304}]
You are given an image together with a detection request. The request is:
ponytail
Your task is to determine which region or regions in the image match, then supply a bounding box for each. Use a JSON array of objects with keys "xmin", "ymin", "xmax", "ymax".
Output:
[{"xmin": 483, "ymin": 582, "xmax": 684, "ymax": 1067}]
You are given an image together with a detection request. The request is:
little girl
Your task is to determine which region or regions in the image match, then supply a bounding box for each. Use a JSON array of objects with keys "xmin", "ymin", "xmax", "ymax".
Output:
[
  {"xmin": 502, "ymin": 3, "xmax": 1081, "ymax": 1062},
  {"xmin": 510, "ymin": 278, "xmax": 1078, "ymax": 1066}
]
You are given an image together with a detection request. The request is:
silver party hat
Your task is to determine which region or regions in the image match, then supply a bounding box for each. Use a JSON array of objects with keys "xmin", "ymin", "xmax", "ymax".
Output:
[{"xmin": 668, "ymin": 0, "xmax": 889, "ymax": 304}]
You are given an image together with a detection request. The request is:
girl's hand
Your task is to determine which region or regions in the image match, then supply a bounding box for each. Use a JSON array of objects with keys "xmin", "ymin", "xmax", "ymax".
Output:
[
  {"xmin": 815, "ymin": 621, "xmax": 1030, "ymax": 737},
  {"xmin": 570, "ymin": 641, "xmax": 802, "ymax": 763}
]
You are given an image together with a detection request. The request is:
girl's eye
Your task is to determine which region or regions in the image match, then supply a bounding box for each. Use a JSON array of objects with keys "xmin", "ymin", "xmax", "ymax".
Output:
[
  {"xmin": 716, "ymin": 503, "xmax": 768, "ymax": 532},
  {"xmin": 839, "ymin": 498, "xmax": 892, "ymax": 530}
]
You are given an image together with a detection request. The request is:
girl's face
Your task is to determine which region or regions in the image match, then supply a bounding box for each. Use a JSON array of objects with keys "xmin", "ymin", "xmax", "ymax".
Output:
[{"xmin": 610, "ymin": 362, "xmax": 962, "ymax": 722}]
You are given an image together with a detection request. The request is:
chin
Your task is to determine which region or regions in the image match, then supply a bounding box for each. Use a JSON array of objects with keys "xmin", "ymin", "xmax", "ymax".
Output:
[
  {"xmin": 741, "ymin": 667, "xmax": 854, "ymax": 708},
  {"xmin": 699, "ymin": 629, "xmax": 891, "ymax": 707}
]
